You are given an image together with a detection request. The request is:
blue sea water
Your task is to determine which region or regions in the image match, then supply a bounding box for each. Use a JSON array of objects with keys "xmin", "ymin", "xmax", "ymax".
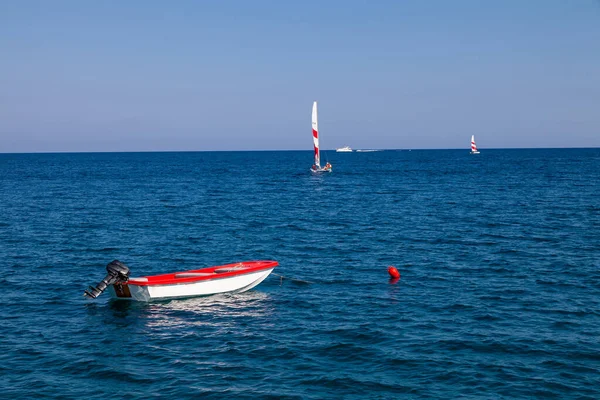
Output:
[{"xmin": 0, "ymin": 149, "xmax": 599, "ymax": 399}]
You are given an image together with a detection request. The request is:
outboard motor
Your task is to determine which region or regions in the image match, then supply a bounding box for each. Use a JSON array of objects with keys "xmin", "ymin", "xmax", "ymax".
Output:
[{"xmin": 84, "ymin": 260, "xmax": 130, "ymax": 299}]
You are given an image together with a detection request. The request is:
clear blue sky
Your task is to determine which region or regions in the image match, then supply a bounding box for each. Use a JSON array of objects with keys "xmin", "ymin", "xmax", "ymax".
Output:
[{"xmin": 1, "ymin": 0, "xmax": 599, "ymax": 152}]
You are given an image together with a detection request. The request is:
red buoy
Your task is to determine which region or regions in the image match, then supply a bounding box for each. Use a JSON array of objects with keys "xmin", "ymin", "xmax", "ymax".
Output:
[{"xmin": 387, "ymin": 266, "xmax": 400, "ymax": 279}]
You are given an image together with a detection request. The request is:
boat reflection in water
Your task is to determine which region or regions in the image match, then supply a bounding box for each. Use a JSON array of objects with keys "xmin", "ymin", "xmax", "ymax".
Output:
[{"xmin": 108, "ymin": 291, "xmax": 275, "ymax": 331}]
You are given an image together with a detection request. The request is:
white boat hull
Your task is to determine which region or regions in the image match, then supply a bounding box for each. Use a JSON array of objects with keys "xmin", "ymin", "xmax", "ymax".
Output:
[
  {"xmin": 108, "ymin": 268, "xmax": 275, "ymax": 301},
  {"xmin": 310, "ymin": 167, "xmax": 332, "ymax": 173}
]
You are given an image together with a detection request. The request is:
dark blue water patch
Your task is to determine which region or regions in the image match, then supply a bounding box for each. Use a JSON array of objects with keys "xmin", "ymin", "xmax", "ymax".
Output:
[{"xmin": 1, "ymin": 149, "xmax": 599, "ymax": 399}]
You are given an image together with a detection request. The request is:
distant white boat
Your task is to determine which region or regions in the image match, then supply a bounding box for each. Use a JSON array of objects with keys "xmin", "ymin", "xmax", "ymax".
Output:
[
  {"xmin": 336, "ymin": 146, "xmax": 353, "ymax": 152},
  {"xmin": 310, "ymin": 102, "xmax": 332, "ymax": 173},
  {"xmin": 470, "ymin": 135, "xmax": 480, "ymax": 154},
  {"xmin": 356, "ymin": 149, "xmax": 378, "ymax": 152}
]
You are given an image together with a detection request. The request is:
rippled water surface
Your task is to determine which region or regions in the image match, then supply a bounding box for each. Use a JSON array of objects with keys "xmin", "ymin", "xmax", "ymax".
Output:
[{"xmin": 1, "ymin": 149, "xmax": 599, "ymax": 399}]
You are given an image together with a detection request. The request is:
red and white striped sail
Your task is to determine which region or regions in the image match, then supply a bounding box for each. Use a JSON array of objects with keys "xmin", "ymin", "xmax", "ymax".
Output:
[
  {"xmin": 312, "ymin": 101, "xmax": 320, "ymax": 167},
  {"xmin": 471, "ymin": 135, "xmax": 478, "ymax": 152}
]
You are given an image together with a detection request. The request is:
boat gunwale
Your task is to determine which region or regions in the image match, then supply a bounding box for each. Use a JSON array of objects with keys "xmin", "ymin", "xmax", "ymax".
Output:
[{"xmin": 125, "ymin": 260, "xmax": 278, "ymax": 287}]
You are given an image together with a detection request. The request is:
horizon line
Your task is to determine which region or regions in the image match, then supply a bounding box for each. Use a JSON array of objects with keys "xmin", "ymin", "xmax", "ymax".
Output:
[{"xmin": 1, "ymin": 146, "xmax": 599, "ymax": 155}]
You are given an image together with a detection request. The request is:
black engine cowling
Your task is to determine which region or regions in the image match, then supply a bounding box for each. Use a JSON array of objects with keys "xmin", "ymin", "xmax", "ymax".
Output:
[{"xmin": 84, "ymin": 260, "xmax": 130, "ymax": 299}]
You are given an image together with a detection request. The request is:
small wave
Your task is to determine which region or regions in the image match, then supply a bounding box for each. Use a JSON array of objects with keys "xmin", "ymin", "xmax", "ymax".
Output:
[{"xmin": 82, "ymin": 247, "xmax": 121, "ymax": 253}]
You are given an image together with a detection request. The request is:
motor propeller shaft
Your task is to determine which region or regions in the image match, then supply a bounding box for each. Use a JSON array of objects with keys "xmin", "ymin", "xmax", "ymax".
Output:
[{"xmin": 84, "ymin": 260, "xmax": 130, "ymax": 299}]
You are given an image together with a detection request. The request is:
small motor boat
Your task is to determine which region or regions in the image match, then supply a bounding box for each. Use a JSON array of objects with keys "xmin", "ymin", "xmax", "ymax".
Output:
[{"xmin": 84, "ymin": 260, "xmax": 278, "ymax": 301}]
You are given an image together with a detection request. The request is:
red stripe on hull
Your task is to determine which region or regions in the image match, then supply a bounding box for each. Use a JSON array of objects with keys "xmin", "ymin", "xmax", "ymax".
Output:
[{"xmin": 126, "ymin": 260, "xmax": 278, "ymax": 286}]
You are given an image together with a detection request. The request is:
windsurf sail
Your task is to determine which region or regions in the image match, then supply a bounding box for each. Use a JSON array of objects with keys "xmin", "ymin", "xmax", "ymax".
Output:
[
  {"xmin": 471, "ymin": 135, "xmax": 478, "ymax": 153},
  {"xmin": 312, "ymin": 101, "xmax": 320, "ymax": 167}
]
